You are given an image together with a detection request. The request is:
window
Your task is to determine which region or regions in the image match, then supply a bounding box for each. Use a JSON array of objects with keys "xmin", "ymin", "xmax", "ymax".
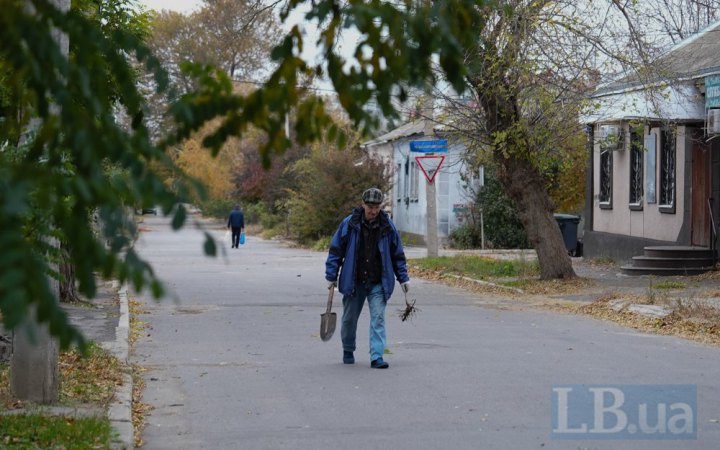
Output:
[
  {"xmin": 396, "ymin": 163, "xmax": 402, "ymax": 202},
  {"xmin": 599, "ymin": 139, "xmax": 613, "ymax": 209},
  {"xmin": 628, "ymin": 127, "xmax": 643, "ymax": 209},
  {"xmin": 659, "ymin": 127, "xmax": 676, "ymax": 213},
  {"xmin": 409, "ymin": 160, "xmax": 419, "ymax": 200},
  {"xmin": 400, "ymin": 157, "xmax": 411, "ymax": 206}
]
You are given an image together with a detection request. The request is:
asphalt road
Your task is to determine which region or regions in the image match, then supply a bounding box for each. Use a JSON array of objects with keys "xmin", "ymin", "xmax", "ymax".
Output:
[{"xmin": 132, "ymin": 214, "xmax": 720, "ymax": 450}]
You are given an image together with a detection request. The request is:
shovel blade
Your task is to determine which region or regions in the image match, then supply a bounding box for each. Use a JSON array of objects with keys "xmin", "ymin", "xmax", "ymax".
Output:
[{"xmin": 320, "ymin": 312, "xmax": 336, "ymax": 341}]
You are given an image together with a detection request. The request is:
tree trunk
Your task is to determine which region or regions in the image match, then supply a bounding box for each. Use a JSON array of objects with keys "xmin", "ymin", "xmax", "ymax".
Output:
[
  {"xmin": 496, "ymin": 155, "xmax": 576, "ymax": 279},
  {"xmin": 477, "ymin": 63, "xmax": 576, "ymax": 280},
  {"xmin": 59, "ymin": 242, "xmax": 79, "ymax": 303}
]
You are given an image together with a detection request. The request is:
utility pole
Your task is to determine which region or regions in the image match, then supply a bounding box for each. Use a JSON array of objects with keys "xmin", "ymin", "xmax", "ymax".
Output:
[
  {"xmin": 11, "ymin": 0, "xmax": 69, "ymax": 404},
  {"xmin": 423, "ymin": 96, "xmax": 439, "ymax": 258}
]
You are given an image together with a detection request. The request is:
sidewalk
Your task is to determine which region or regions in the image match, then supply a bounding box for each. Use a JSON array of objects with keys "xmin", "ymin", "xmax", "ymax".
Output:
[
  {"xmin": 406, "ymin": 245, "xmax": 720, "ymax": 315},
  {"xmin": 63, "ymin": 280, "xmax": 132, "ymax": 449}
]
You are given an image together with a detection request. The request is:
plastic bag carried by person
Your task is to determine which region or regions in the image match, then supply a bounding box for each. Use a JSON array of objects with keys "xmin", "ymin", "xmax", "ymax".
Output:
[{"xmin": 240, "ymin": 231, "xmax": 246, "ymax": 245}]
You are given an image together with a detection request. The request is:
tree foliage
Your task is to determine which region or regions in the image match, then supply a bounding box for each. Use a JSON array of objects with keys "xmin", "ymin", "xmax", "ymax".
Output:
[
  {"xmin": 174, "ymin": 119, "xmax": 236, "ymax": 202},
  {"xmin": 147, "ymin": 0, "xmax": 279, "ymax": 86},
  {"xmin": 142, "ymin": 0, "xmax": 281, "ymax": 139},
  {"xmin": 286, "ymin": 142, "xmax": 390, "ymax": 243},
  {"xmin": 0, "ymin": 0, "xmax": 208, "ymax": 347}
]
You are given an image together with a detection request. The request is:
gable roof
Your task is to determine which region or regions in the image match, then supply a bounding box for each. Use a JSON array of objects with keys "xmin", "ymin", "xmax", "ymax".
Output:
[
  {"xmin": 594, "ymin": 20, "xmax": 720, "ymax": 97},
  {"xmin": 361, "ymin": 119, "xmax": 429, "ymax": 147}
]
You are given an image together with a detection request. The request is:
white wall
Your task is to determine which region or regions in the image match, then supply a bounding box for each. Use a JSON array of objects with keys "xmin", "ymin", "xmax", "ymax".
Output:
[{"xmin": 391, "ymin": 139, "xmax": 474, "ymax": 238}]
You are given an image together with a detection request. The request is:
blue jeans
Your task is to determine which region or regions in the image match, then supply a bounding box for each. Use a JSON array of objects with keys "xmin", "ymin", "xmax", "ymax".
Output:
[{"xmin": 341, "ymin": 283, "xmax": 386, "ymax": 362}]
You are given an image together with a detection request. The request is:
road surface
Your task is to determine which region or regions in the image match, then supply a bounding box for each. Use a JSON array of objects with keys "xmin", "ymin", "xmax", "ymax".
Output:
[{"xmin": 131, "ymin": 214, "xmax": 720, "ymax": 449}]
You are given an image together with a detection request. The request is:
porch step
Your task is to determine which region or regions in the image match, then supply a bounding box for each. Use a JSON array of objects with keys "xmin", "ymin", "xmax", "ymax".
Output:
[
  {"xmin": 629, "ymin": 256, "xmax": 714, "ymax": 269},
  {"xmin": 642, "ymin": 246, "xmax": 715, "ymax": 259},
  {"xmin": 620, "ymin": 246, "xmax": 716, "ymax": 276},
  {"xmin": 619, "ymin": 265, "xmax": 713, "ymax": 276}
]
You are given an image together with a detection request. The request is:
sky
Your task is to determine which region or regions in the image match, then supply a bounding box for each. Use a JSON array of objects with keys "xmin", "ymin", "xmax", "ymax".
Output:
[{"xmin": 139, "ymin": 0, "xmax": 201, "ymax": 13}]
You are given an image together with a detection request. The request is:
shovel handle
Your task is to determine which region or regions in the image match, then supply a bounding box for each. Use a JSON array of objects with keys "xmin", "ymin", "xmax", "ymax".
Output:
[{"xmin": 326, "ymin": 286, "xmax": 334, "ymax": 314}]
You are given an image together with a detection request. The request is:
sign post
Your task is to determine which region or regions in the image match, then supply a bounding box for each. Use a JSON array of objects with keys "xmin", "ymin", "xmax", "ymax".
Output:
[{"xmin": 410, "ymin": 139, "xmax": 447, "ymax": 258}]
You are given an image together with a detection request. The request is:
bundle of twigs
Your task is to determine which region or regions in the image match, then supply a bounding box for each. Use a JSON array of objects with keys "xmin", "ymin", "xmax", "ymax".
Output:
[{"xmin": 398, "ymin": 292, "xmax": 420, "ymax": 322}]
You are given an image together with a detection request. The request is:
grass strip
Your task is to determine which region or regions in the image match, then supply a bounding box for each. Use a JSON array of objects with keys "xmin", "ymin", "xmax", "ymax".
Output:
[
  {"xmin": 0, "ymin": 414, "xmax": 111, "ymax": 449},
  {"xmin": 411, "ymin": 255, "xmax": 539, "ymax": 279}
]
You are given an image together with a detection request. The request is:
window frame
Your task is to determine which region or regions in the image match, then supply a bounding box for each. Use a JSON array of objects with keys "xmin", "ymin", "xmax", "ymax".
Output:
[
  {"xmin": 628, "ymin": 126, "xmax": 644, "ymax": 210},
  {"xmin": 658, "ymin": 126, "xmax": 676, "ymax": 214},
  {"xmin": 409, "ymin": 160, "xmax": 419, "ymax": 201},
  {"xmin": 598, "ymin": 130, "xmax": 614, "ymax": 210}
]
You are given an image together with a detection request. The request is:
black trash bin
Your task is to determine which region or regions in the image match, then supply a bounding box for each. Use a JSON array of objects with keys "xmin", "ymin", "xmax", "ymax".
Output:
[{"xmin": 554, "ymin": 213, "xmax": 581, "ymax": 256}]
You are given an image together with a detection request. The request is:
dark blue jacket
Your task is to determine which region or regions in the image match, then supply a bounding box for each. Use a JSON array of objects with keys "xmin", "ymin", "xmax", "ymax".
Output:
[
  {"xmin": 228, "ymin": 210, "xmax": 244, "ymax": 228},
  {"xmin": 325, "ymin": 207, "xmax": 409, "ymax": 301}
]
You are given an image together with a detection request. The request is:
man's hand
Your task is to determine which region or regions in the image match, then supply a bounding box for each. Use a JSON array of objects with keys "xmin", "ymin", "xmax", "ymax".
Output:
[
  {"xmin": 400, "ymin": 282, "xmax": 410, "ymax": 293},
  {"xmin": 328, "ymin": 281, "xmax": 337, "ymax": 291}
]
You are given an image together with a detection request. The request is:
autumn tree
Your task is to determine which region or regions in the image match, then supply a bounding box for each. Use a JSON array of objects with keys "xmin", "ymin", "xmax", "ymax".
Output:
[
  {"xmin": 144, "ymin": 1, "xmax": 283, "ymax": 209},
  {"xmin": 143, "ymin": 0, "xmax": 280, "ymax": 121},
  {"xmin": 285, "ymin": 108, "xmax": 389, "ymax": 242},
  {"xmin": 174, "ymin": 125, "xmax": 235, "ymax": 201},
  {"xmin": 194, "ymin": 0, "xmax": 281, "ymax": 80},
  {"xmin": 417, "ymin": 1, "xmax": 688, "ymax": 278}
]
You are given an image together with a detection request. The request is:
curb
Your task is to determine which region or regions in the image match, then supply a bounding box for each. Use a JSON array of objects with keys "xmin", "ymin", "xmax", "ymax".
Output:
[{"xmin": 101, "ymin": 282, "xmax": 133, "ymax": 450}]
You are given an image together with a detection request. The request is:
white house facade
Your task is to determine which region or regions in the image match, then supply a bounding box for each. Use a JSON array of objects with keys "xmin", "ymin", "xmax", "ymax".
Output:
[{"xmin": 362, "ymin": 119, "xmax": 480, "ymax": 244}]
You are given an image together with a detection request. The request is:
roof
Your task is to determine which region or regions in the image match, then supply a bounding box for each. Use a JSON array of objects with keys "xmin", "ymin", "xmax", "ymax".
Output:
[
  {"xmin": 594, "ymin": 20, "xmax": 720, "ymax": 97},
  {"xmin": 361, "ymin": 119, "xmax": 429, "ymax": 147}
]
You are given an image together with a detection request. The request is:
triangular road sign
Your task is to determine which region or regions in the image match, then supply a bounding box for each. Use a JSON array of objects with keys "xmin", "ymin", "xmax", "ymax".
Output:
[{"xmin": 415, "ymin": 155, "xmax": 445, "ymax": 184}]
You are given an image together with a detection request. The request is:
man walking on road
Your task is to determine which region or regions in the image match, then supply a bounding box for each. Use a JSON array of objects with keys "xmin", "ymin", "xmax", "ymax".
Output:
[
  {"xmin": 325, "ymin": 188, "xmax": 410, "ymax": 369},
  {"xmin": 227, "ymin": 204, "xmax": 245, "ymax": 248}
]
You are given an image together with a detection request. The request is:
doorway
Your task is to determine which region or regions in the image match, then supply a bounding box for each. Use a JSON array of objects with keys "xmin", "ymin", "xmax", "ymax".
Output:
[{"xmin": 691, "ymin": 130, "xmax": 711, "ymax": 246}]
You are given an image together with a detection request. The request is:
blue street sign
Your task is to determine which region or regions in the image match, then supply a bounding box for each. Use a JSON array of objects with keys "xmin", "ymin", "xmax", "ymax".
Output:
[
  {"xmin": 410, "ymin": 140, "xmax": 448, "ymax": 153},
  {"xmin": 706, "ymin": 76, "xmax": 720, "ymax": 108}
]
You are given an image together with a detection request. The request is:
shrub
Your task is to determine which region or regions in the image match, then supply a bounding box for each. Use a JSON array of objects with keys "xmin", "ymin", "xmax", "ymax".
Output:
[
  {"xmin": 286, "ymin": 147, "xmax": 390, "ymax": 243},
  {"xmin": 477, "ymin": 172, "xmax": 529, "ymax": 249},
  {"xmin": 198, "ymin": 198, "xmax": 235, "ymax": 219},
  {"xmin": 242, "ymin": 202, "xmax": 265, "ymax": 225},
  {"xmin": 448, "ymin": 224, "xmax": 483, "ymax": 249}
]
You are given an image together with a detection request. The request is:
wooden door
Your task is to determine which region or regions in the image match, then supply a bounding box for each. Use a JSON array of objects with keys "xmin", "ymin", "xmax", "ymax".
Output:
[{"xmin": 691, "ymin": 135, "xmax": 711, "ymax": 246}]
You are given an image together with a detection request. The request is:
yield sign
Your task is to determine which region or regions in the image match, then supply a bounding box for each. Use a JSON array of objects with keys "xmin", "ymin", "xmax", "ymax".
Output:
[{"xmin": 415, "ymin": 155, "xmax": 445, "ymax": 184}]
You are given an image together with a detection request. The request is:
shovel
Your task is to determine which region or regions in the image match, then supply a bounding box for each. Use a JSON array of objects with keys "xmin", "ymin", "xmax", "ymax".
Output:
[{"xmin": 320, "ymin": 285, "xmax": 337, "ymax": 341}]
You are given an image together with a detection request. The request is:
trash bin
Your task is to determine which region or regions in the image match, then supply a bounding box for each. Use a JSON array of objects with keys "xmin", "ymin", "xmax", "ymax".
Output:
[{"xmin": 554, "ymin": 213, "xmax": 581, "ymax": 256}]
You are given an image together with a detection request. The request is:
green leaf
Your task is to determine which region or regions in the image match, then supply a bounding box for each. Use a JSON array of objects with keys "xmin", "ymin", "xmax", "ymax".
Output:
[
  {"xmin": 171, "ymin": 205, "xmax": 186, "ymax": 230},
  {"xmin": 203, "ymin": 233, "xmax": 217, "ymax": 257}
]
